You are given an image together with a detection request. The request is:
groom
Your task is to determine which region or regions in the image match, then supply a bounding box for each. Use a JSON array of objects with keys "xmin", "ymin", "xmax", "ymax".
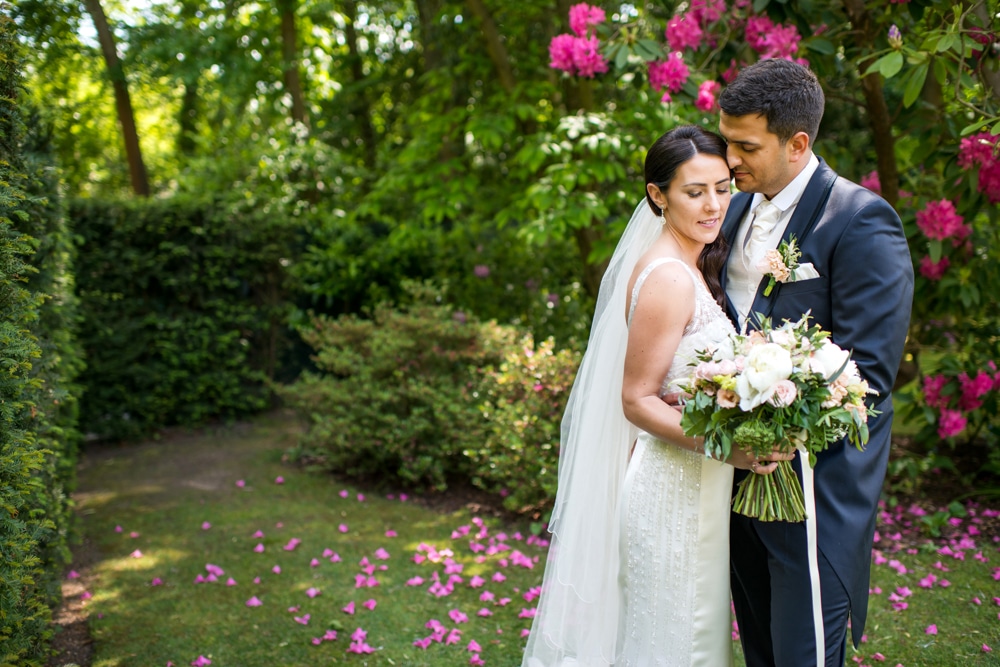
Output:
[{"xmin": 717, "ymin": 59, "xmax": 913, "ymax": 666}]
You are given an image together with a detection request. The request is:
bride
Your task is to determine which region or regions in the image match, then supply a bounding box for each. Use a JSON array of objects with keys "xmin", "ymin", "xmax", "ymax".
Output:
[{"xmin": 522, "ymin": 125, "xmax": 791, "ymax": 666}]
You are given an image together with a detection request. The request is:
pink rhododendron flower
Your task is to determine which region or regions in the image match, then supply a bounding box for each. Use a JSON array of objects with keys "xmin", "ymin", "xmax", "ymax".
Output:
[
  {"xmin": 938, "ymin": 409, "xmax": 967, "ymax": 438},
  {"xmin": 745, "ymin": 15, "xmax": 775, "ymax": 52},
  {"xmin": 246, "ymin": 596, "xmax": 262, "ymax": 607},
  {"xmin": 690, "ymin": 0, "xmax": 726, "ymax": 24},
  {"xmin": 648, "ymin": 52, "xmax": 690, "ymax": 96},
  {"xmin": 695, "ymin": 80, "xmax": 721, "ymax": 112},
  {"xmin": 915, "ymin": 199, "xmax": 971, "ymax": 242},
  {"xmin": 470, "ymin": 654, "xmax": 485, "ymax": 666},
  {"xmin": 413, "ymin": 637, "xmax": 432, "ymax": 649},
  {"xmin": 343, "ymin": 601, "xmax": 356, "ymax": 614},
  {"xmin": 571, "ymin": 35, "xmax": 609, "ymax": 78},
  {"xmin": 190, "ymin": 657, "xmax": 211, "ymax": 667},
  {"xmin": 225, "ymin": 577, "xmax": 236, "ymax": 586},
  {"xmin": 339, "ymin": 489, "xmax": 349, "ymax": 498},
  {"xmin": 274, "ymin": 476, "xmax": 284, "ymax": 484},
  {"xmin": 374, "ymin": 548, "xmax": 390, "ymax": 560},
  {"xmin": 339, "ymin": 524, "xmax": 348, "ymax": 533},
  {"xmin": 151, "ymin": 577, "xmax": 163, "ymax": 586},
  {"xmin": 306, "ymin": 587, "xmax": 321, "ymax": 598},
  {"xmin": 385, "ymin": 530, "xmax": 397, "ymax": 537},
  {"xmin": 449, "ymin": 609, "xmax": 470, "ymax": 623},
  {"xmin": 283, "ymin": 538, "xmax": 301, "ymax": 551},
  {"xmin": 922, "ymin": 375, "xmax": 949, "ymax": 409},
  {"xmin": 363, "ymin": 599, "xmax": 377, "ymax": 610},
  {"xmin": 478, "ymin": 607, "xmax": 493, "ymax": 616},
  {"xmin": 271, "ymin": 565, "xmax": 281, "ymax": 574},
  {"xmin": 406, "ymin": 576, "xmax": 424, "ymax": 586},
  {"xmin": 958, "ymin": 132, "xmax": 997, "ymax": 169},
  {"xmin": 666, "ymin": 14, "xmax": 704, "ymax": 51},
  {"xmin": 294, "ymin": 614, "xmax": 310, "ymax": 625},
  {"xmin": 919, "ymin": 255, "xmax": 949, "ymax": 281},
  {"xmin": 201, "ymin": 522, "xmax": 211, "ymax": 530},
  {"xmin": 568, "ymin": 3, "xmax": 606, "ymax": 37},
  {"xmin": 959, "ymin": 370, "xmax": 993, "ymax": 410},
  {"xmin": 253, "ymin": 543, "xmax": 264, "ymax": 553}
]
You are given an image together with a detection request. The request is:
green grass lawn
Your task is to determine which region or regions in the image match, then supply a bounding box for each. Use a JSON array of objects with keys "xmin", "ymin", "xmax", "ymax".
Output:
[{"xmin": 63, "ymin": 412, "xmax": 1000, "ymax": 666}]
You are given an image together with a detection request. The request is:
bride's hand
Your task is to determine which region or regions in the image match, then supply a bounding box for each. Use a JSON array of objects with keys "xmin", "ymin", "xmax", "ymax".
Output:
[{"xmin": 727, "ymin": 447, "xmax": 796, "ymax": 475}]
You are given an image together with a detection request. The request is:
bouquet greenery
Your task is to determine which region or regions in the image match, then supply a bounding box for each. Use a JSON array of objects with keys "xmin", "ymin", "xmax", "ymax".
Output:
[{"xmin": 679, "ymin": 314, "xmax": 877, "ymax": 522}]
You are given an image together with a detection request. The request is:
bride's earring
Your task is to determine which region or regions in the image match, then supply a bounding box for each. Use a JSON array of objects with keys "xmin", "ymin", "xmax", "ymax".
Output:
[{"xmin": 659, "ymin": 203, "xmax": 667, "ymax": 225}]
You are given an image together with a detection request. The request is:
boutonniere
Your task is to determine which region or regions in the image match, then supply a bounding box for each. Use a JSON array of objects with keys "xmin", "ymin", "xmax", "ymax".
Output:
[{"xmin": 757, "ymin": 236, "xmax": 801, "ymax": 296}]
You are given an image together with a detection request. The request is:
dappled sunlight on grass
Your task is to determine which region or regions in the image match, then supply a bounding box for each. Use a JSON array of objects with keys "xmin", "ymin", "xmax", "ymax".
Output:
[{"xmin": 70, "ymin": 415, "xmax": 1000, "ymax": 666}]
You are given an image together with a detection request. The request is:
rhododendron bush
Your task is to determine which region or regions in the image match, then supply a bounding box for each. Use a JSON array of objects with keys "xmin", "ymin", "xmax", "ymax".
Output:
[{"xmin": 518, "ymin": 0, "xmax": 1000, "ymax": 482}]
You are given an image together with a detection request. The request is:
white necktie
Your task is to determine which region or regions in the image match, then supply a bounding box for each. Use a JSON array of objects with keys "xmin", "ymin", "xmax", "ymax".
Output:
[{"xmin": 743, "ymin": 199, "xmax": 781, "ymax": 270}]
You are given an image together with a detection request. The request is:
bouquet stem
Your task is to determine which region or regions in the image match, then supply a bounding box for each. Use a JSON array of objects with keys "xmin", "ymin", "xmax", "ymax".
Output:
[{"xmin": 732, "ymin": 460, "xmax": 806, "ymax": 522}]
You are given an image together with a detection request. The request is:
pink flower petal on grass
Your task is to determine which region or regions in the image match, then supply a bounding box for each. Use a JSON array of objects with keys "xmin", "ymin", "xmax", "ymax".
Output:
[
  {"xmin": 342, "ymin": 601, "xmax": 356, "ymax": 615},
  {"xmin": 190, "ymin": 657, "xmax": 211, "ymax": 667},
  {"xmin": 385, "ymin": 530, "xmax": 397, "ymax": 537},
  {"xmin": 984, "ymin": 644, "xmax": 992, "ymax": 653},
  {"xmin": 151, "ymin": 577, "xmax": 163, "ymax": 586},
  {"xmin": 306, "ymin": 587, "xmax": 321, "ymax": 598},
  {"xmin": 374, "ymin": 548, "xmax": 390, "ymax": 560},
  {"xmin": 449, "ymin": 609, "xmax": 469, "ymax": 624},
  {"xmin": 363, "ymin": 599, "xmax": 376, "ymax": 611},
  {"xmin": 67, "ymin": 570, "xmax": 80, "ymax": 579},
  {"xmin": 470, "ymin": 654, "xmax": 485, "ymax": 666},
  {"xmin": 467, "ymin": 640, "xmax": 482, "ymax": 652},
  {"xmin": 130, "ymin": 550, "xmax": 143, "ymax": 558},
  {"xmin": 926, "ymin": 624, "xmax": 938, "ymax": 635},
  {"xmin": 339, "ymin": 489, "xmax": 349, "ymax": 498},
  {"xmin": 130, "ymin": 532, "xmax": 140, "ymax": 539},
  {"xmin": 477, "ymin": 608, "xmax": 493, "ymax": 617},
  {"xmin": 310, "ymin": 558, "xmax": 320, "ymax": 567},
  {"xmin": 246, "ymin": 596, "xmax": 263, "ymax": 607},
  {"xmin": 272, "ymin": 565, "xmax": 281, "ymax": 574},
  {"xmin": 294, "ymin": 614, "xmax": 310, "ymax": 625},
  {"xmin": 275, "ymin": 476, "xmax": 284, "ymax": 484},
  {"xmin": 253, "ymin": 543, "xmax": 264, "ymax": 553},
  {"xmin": 201, "ymin": 522, "xmax": 211, "ymax": 530},
  {"xmin": 236, "ymin": 479, "xmax": 245, "ymax": 487},
  {"xmin": 225, "ymin": 578, "xmax": 237, "ymax": 586},
  {"xmin": 406, "ymin": 576, "xmax": 424, "ymax": 586},
  {"xmin": 323, "ymin": 630, "xmax": 337, "ymax": 641},
  {"xmin": 339, "ymin": 524, "xmax": 349, "ymax": 533}
]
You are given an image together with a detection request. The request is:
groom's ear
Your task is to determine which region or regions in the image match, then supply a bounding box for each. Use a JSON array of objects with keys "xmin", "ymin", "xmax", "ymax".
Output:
[{"xmin": 786, "ymin": 131, "xmax": 810, "ymax": 163}]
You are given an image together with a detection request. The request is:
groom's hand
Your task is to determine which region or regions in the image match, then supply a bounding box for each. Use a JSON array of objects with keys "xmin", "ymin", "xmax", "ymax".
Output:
[
  {"xmin": 728, "ymin": 446, "xmax": 796, "ymax": 475},
  {"xmin": 660, "ymin": 391, "xmax": 687, "ymax": 412}
]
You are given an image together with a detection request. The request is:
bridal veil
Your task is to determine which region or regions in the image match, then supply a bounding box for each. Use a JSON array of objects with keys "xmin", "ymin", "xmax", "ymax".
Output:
[{"xmin": 522, "ymin": 199, "xmax": 663, "ymax": 666}]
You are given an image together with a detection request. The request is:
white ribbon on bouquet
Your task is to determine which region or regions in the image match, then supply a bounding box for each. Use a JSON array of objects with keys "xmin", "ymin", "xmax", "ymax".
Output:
[{"xmin": 797, "ymin": 445, "xmax": 825, "ymax": 666}]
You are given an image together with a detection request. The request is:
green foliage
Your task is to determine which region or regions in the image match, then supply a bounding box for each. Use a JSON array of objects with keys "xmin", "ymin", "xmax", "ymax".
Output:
[
  {"xmin": 282, "ymin": 281, "xmax": 582, "ymax": 514},
  {"xmin": 0, "ymin": 11, "xmax": 80, "ymax": 665},
  {"xmin": 468, "ymin": 333, "xmax": 579, "ymax": 516},
  {"xmin": 72, "ymin": 195, "xmax": 294, "ymax": 440},
  {"xmin": 280, "ymin": 282, "xmax": 500, "ymax": 492}
]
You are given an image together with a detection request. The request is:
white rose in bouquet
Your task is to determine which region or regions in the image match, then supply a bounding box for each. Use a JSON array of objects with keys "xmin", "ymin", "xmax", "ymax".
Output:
[
  {"xmin": 809, "ymin": 340, "xmax": 851, "ymax": 381},
  {"xmin": 736, "ymin": 343, "xmax": 793, "ymax": 410}
]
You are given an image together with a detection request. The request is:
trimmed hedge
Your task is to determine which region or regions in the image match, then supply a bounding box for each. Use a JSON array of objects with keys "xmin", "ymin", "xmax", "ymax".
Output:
[
  {"xmin": 72, "ymin": 195, "xmax": 296, "ymax": 440},
  {"xmin": 0, "ymin": 13, "xmax": 81, "ymax": 665}
]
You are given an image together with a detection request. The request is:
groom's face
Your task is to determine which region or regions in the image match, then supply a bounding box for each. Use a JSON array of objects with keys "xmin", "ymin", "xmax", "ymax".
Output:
[{"xmin": 718, "ymin": 112, "xmax": 795, "ymax": 200}]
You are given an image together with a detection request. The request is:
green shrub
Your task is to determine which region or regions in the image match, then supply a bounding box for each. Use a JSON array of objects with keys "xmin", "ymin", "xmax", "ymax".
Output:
[
  {"xmin": 282, "ymin": 281, "xmax": 583, "ymax": 514},
  {"xmin": 72, "ymin": 195, "xmax": 296, "ymax": 440},
  {"xmin": 280, "ymin": 282, "xmax": 502, "ymax": 491},
  {"xmin": 468, "ymin": 333, "xmax": 580, "ymax": 516}
]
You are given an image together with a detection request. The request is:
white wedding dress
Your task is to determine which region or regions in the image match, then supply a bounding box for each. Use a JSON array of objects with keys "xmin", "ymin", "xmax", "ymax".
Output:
[
  {"xmin": 615, "ymin": 257, "xmax": 736, "ymax": 666},
  {"xmin": 522, "ymin": 201, "xmax": 738, "ymax": 667}
]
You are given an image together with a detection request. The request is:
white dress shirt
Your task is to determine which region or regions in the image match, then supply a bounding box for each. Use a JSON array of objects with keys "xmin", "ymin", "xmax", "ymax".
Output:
[{"xmin": 726, "ymin": 153, "xmax": 821, "ymax": 331}]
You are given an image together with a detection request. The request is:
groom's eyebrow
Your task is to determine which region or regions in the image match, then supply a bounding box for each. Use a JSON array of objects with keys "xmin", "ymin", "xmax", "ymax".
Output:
[{"xmin": 729, "ymin": 140, "xmax": 760, "ymax": 149}]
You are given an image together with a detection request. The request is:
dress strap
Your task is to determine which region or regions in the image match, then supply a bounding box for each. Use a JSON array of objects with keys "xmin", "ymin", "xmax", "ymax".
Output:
[{"xmin": 627, "ymin": 257, "xmax": 701, "ymax": 326}]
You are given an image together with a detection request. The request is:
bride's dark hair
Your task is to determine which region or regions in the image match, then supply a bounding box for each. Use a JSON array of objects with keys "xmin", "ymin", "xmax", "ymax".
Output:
[{"xmin": 644, "ymin": 125, "xmax": 731, "ymax": 308}]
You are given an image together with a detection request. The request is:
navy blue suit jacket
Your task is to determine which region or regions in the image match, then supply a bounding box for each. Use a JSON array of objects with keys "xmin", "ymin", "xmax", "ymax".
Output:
[{"xmin": 722, "ymin": 158, "xmax": 914, "ymax": 642}]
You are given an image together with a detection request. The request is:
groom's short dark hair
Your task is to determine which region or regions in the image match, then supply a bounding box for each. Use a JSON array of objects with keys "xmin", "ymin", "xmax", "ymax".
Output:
[{"xmin": 718, "ymin": 59, "xmax": 824, "ymax": 147}]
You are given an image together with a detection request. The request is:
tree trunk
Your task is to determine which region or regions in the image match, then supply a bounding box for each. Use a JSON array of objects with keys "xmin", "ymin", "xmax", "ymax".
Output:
[
  {"xmin": 83, "ymin": 0, "xmax": 150, "ymax": 196},
  {"xmin": 278, "ymin": 0, "xmax": 308, "ymax": 129},
  {"xmin": 464, "ymin": 0, "xmax": 516, "ymax": 94},
  {"xmin": 842, "ymin": 0, "xmax": 899, "ymax": 207},
  {"xmin": 178, "ymin": 79, "xmax": 198, "ymax": 155},
  {"xmin": 343, "ymin": 0, "xmax": 378, "ymax": 168}
]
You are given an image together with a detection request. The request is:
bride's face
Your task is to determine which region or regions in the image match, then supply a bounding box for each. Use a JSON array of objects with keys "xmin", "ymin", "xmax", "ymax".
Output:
[{"xmin": 651, "ymin": 153, "xmax": 732, "ymax": 245}]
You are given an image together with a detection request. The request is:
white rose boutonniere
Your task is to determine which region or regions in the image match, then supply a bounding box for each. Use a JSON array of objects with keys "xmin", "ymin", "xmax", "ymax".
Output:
[{"xmin": 757, "ymin": 236, "xmax": 802, "ymax": 296}]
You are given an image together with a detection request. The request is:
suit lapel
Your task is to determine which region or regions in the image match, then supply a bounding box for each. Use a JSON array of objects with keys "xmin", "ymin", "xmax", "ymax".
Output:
[
  {"xmin": 722, "ymin": 192, "xmax": 753, "ymax": 324},
  {"xmin": 744, "ymin": 159, "xmax": 839, "ymax": 327}
]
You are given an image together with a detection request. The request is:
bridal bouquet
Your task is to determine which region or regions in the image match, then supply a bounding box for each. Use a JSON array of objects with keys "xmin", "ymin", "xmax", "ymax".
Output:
[{"xmin": 678, "ymin": 314, "xmax": 877, "ymax": 522}]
